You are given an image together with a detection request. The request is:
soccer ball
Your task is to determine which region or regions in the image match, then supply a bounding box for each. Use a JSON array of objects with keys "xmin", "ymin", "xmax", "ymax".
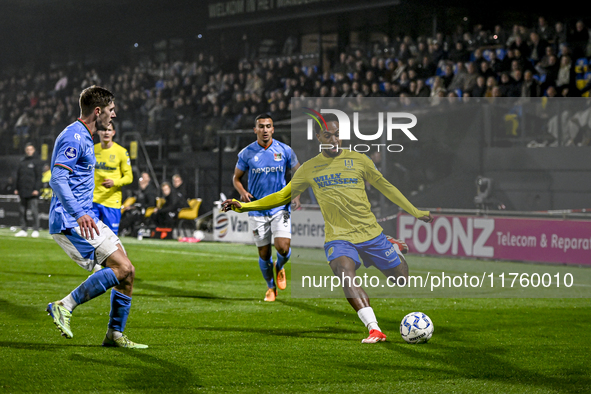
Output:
[
  {"xmin": 400, "ymin": 312, "xmax": 434, "ymax": 344},
  {"xmin": 193, "ymin": 230, "xmax": 205, "ymax": 241}
]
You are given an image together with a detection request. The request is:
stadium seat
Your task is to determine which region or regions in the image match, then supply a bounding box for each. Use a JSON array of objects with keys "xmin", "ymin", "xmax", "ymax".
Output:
[
  {"xmin": 533, "ymin": 74, "xmax": 546, "ymax": 84},
  {"xmin": 145, "ymin": 197, "xmax": 165, "ymax": 218},
  {"xmin": 120, "ymin": 197, "xmax": 136, "ymax": 213},
  {"xmin": 177, "ymin": 198, "xmax": 202, "ymax": 233},
  {"xmin": 178, "ymin": 198, "xmax": 201, "ymax": 220}
]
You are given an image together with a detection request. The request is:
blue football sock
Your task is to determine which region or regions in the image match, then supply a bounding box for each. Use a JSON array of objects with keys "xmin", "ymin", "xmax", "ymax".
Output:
[
  {"xmin": 276, "ymin": 248, "xmax": 291, "ymax": 272},
  {"xmin": 71, "ymin": 267, "xmax": 119, "ymax": 305},
  {"xmin": 259, "ymin": 257, "xmax": 275, "ymax": 289},
  {"xmin": 108, "ymin": 289, "xmax": 132, "ymax": 333}
]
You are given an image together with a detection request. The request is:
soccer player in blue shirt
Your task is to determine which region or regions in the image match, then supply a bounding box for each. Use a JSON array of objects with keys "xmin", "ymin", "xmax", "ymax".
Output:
[
  {"xmin": 233, "ymin": 114, "xmax": 300, "ymax": 301},
  {"xmin": 45, "ymin": 86, "xmax": 147, "ymax": 348}
]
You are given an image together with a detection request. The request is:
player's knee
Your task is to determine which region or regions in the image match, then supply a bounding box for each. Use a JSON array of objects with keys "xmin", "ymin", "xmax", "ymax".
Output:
[
  {"xmin": 258, "ymin": 245, "xmax": 272, "ymax": 260},
  {"xmin": 117, "ymin": 260, "xmax": 135, "ymax": 283},
  {"xmin": 330, "ymin": 261, "xmax": 354, "ymax": 279},
  {"xmin": 107, "ymin": 254, "xmax": 134, "ymax": 282},
  {"xmin": 275, "ymin": 242, "xmax": 290, "ymax": 256}
]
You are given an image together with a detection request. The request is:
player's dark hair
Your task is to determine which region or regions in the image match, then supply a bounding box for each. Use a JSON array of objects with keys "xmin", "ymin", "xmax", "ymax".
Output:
[
  {"xmin": 255, "ymin": 113, "xmax": 273, "ymax": 126},
  {"xmin": 315, "ymin": 113, "xmax": 339, "ymax": 134},
  {"xmin": 79, "ymin": 85, "xmax": 115, "ymax": 117}
]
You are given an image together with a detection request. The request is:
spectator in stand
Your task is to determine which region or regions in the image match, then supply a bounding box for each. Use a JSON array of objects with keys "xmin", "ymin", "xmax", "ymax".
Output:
[
  {"xmin": 521, "ymin": 70, "xmax": 541, "ymax": 97},
  {"xmin": 498, "ymin": 72, "xmax": 519, "ymax": 97},
  {"xmin": 471, "ymin": 75, "xmax": 487, "ymax": 97},
  {"xmin": 552, "ymin": 22, "xmax": 568, "ymax": 55},
  {"xmin": 448, "ymin": 61, "xmax": 467, "ymax": 92},
  {"xmin": 461, "ymin": 62, "xmax": 479, "ymax": 94},
  {"xmin": 119, "ymin": 171, "xmax": 159, "ymax": 236},
  {"xmin": 429, "ymin": 76, "xmax": 446, "ymax": 99},
  {"xmin": 414, "ymin": 78, "xmax": 431, "ymax": 97},
  {"xmin": 509, "ymin": 35, "xmax": 530, "ymax": 59},
  {"xmin": 487, "ymin": 49, "xmax": 504, "ymax": 76},
  {"xmin": 528, "ymin": 31, "xmax": 549, "ymax": 65},
  {"xmin": 479, "ymin": 60, "xmax": 497, "ymax": 81},
  {"xmin": 491, "ymin": 25, "xmax": 508, "ymax": 46},
  {"xmin": 536, "ymin": 46, "xmax": 558, "ymax": 76},
  {"xmin": 570, "ymin": 20, "xmax": 590, "ymax": 60},
  {"xmin": 418, "ymin": 55, "xmax": 437, "ymax": 79},
  {"xmin": 555, "ymin": 55, "xmax": 575, "ymax": 92},
  {"xmin": 541, "ymin": 54, "xmax": 560, "ymax": 91},
  {"xmin": 484, "ymin": 76, "xmax": 498, "ymax": 97},
  {"xmin": 152, "ymin": 182, "xmax": 187, "ymax": 228},
  {"xmin": 172, "ymin": 173, "xmax": 188, "ymax": 200},
  {"xmin": 536, "ymin": 16, "xmax": 555, "ymax": 42},
  {"xmin": 441, "ymin": 63, "xmax": 455, "ymax": 89},
  {"xmin": 511, "ymin": 69, "xmax": 525, "ymax": 96},
  {"xmin": 448, "ymin": 41, "xmax": 471, "ymax": 63}
]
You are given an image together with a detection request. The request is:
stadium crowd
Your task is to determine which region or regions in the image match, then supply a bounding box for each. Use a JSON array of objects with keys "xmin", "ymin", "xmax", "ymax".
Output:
[{"xmin": 1, "ymin": 16, "xmax": 590, "ymax": 154}]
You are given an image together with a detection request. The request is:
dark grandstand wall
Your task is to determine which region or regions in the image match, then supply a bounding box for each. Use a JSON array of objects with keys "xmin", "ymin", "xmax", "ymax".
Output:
[
  {"xmin": 407, "ymin": 147, "xmax": 591, "ymax": 212},
  {"xmin": 482, "ymin": 147, "xmax": 591, "ymax": 211}
]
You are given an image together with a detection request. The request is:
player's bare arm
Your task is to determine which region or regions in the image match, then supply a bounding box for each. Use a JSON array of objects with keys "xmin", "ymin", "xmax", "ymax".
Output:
[
  {"xmin": 222, "ymin": 183, "xmax": 295, "ymax": 213},
  {"xmin": 290, "ymin": 162, "xmax": 301, "ymax": 210},
  {"xmin": 102, "ymin": 179, "xmax": 115, "ymax": 188},
  {"xmin": 233, "ymin": 167, "xmax": 254, "ymax": 202}
]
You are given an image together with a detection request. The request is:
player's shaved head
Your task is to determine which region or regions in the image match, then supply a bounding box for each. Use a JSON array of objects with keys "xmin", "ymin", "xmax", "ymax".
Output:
[{"xmin": 79, "ymin": 85, "xmax": 115, "ymax": 117}]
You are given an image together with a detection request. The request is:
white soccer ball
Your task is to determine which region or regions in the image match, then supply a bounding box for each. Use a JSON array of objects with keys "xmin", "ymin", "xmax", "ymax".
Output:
[
  {"xmin": 193, "ymin": 230, "xmax": 205, "ymax": 241},
  {"xmin": 400, "ymin": 312, "xmax": 434, "ymax": 344}
]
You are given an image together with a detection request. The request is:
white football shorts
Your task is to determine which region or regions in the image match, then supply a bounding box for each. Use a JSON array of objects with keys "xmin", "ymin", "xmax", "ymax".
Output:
[
  {"xmin": 248, "ymin": 210, "xmax": 291, "ymax": 247},
  {"xmin": 52, "ymin": 220, "xmax": 122, "ymax": 272}
]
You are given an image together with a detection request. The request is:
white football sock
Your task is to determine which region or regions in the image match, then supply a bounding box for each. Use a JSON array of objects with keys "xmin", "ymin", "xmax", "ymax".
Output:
[
  {"xmin": 107, "ymin": 328, "xmax": 122, "ymax": 340},
  {"xmin": 357, "ymin": 306, "xmax": 381, "ymax": 332},
  {"xmin": 60, "ymin": 294, "xmax": 78, "ymax": 312}
]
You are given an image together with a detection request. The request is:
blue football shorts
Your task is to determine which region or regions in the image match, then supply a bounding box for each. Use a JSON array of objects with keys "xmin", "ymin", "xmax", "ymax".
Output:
[
  {"xmin": 92, "ymin": 202, "xmax": 122, "ymax": 235},
  {"xmin": 324, "ymin": 233, "xmax": 401, "ymax": 271}
]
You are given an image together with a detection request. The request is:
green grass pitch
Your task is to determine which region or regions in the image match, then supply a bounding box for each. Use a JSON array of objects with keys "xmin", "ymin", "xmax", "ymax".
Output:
[{"xmin": 0, "ymin": 228, "xmax": 590, "ymax": 393}]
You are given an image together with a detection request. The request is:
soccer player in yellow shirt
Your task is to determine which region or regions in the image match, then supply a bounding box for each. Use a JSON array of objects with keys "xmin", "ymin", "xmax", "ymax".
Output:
[
  {"xmin": 92, "ymin": 122, "xmax": 133, "ymax": 235},
  {"xmin": 223, "ymin": 113, "xmax": 433, "ymax": 344}
]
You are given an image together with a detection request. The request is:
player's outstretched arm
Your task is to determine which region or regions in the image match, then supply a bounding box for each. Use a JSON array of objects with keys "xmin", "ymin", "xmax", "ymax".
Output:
[
  {"xmin": 222, "ymin": 183, "xmax": 293, "ymax": 213},
  {"xmin": 372, "ymin": 177, "xmax": 432, "ymax": 220},
  {"xmin": 364, "ymin": 159, "xmax": 432, "ymax": 221}
]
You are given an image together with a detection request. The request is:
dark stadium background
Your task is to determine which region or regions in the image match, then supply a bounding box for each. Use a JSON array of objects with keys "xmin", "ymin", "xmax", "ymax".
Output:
[{"xmin": 1, "ymin": 0, "xmax": 589, "ymax": 221}]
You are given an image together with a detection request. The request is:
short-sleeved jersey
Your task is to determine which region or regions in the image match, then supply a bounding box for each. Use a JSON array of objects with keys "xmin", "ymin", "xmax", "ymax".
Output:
[
  {"xmin": 49, "ymin": 119, "xmax": 98, "ymax": 234},
  {"xmin": 236, "ymin": 139, "xmax": 298, "ymax": 217},
  {"xmin": 93, "ymin": 142, "xmax": 133, "ymax": 208},
  {"xmin": 290, "ymin": 150, "xmax": 426, "ymax": 244}
]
